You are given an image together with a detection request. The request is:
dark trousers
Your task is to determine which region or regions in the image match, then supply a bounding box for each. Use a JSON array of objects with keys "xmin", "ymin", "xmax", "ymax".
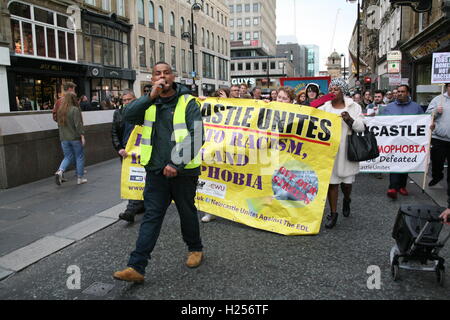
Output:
[
  {"xmin": 126, "ymin": 200, "xmax": 145, "ymax": 214},
  {"xmin": 127, "ymin": 172, "xmax": 203, "ymax": 275},
  {"xmin": 430, "ymin": 138, "xmax": 450, "ymax": 182},
  {"xmin": 389, "ymin": 173, "xmax": 408, "ymax": 190}
]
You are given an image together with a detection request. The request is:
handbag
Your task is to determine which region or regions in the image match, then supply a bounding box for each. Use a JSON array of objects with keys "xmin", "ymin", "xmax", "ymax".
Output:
[{"xmin": 347, "ymin": 126, "xmax": 380, "ymax": 162}]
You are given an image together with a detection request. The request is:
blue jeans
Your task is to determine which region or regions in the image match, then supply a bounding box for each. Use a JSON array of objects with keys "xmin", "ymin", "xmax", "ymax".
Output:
[
  {"xmin": 58, "ymin": 140, "xmax": 85, "ymax": 177},
  {"xmin": 127, "ymin": 172, "xmax": 203, "ymax": 275}
]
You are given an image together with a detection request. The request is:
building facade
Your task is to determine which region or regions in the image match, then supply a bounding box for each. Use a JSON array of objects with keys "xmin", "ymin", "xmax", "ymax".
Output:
[
  {"xmin": 227, "ymin": 0, "xmax": 291, "ymax": 90},
  {"xmin": 0, "ymin": 0, "xmax": 11, "ymax": 113},
  {"xmin": 129, "ymin": 0, "xmax": 230, "ymax": 97},
  {"xmin": 399, "ymin": 0, "xmax": 450, "ymax": 106},
  {"xmin": 305, "ymin": 45, "xmax": 320, "ymax": 77},
  {"xmin": 276, "ymin": 42, "xmax": 306, "ymax": 77},
  {"xmin": 2, "ymin": 0, "xmax": 230, "ymax": 112}
]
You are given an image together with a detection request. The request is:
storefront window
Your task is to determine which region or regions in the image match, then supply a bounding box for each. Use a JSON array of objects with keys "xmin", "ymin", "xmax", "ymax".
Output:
[
  {"xmin": 67, "ymin": 33, "xmax": 76, "ymax": 61},
  {"xmin": 58, "ymin": 31, "xmax": 66, "ymax": 60},
  {"xmin": 15, "ymin": 76, "xmax": 74, "ymax": 111},
  {"xmin": 93, "ymin": 37, "xmax": 102, "ymax": 64},
  {"xmin": 12, "ymin": 19, "xmax": 22, "ymax": 54},
  {"xmin": 83, "ymin": 21, "xmax": 130, "ymax": 69},
  {"xmin": 8, "ymin": 1, "xmax": 76, "ymax": 62},
  {"xmin": 22, "ymin": 22, "xmax": 33, "ymax": 55},
  {"xmin": 36, "ymin": 25, "xmax": 46, "ymax": 57},
  {"xmin": 34, "ymin": 7, "xmax": 54, "ymax": 25},
  {"xmin": 47, "ymin": 29, "xmax": 56, "ymax": 58},
  {"xmin": 84, "ymin": 36, "xmax": 92, "ymax": 62},
  {"xmin": 9, "ymin": 2, "xmax": 31, "ymax": 19}
]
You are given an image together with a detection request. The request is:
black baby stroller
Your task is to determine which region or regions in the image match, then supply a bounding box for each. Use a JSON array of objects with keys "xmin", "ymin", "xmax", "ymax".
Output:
[{"xmin": 390, "ymin": 205, "xmax": 450, "ymax": 286}]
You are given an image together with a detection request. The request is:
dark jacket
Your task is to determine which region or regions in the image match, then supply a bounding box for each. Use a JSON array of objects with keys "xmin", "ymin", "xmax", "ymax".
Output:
[
  {"xmin": 112, "ymin": 107, "xmax": 124, "ymax": 152},
  {"xmin": 58, "ymin": 106, "xmax": 84, "ymax": 141},
  {"xmin": 80, "ymin": 101, "xmax": 92, "ymax": 111},
  {"xmin": 123, "ymin": 83, "xmax": 204, "ymax": 176}
]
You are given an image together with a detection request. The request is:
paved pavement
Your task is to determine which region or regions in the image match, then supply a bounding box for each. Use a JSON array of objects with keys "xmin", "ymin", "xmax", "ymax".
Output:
[{"xmin": 0, "ymin": 159, "xmax": 449, "ymax": 300}]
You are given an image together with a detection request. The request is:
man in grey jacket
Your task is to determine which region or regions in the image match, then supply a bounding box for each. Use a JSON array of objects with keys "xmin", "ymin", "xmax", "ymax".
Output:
[{"xmin": 426, "ymin": 83, "xmax": 450, "ymax": 188}]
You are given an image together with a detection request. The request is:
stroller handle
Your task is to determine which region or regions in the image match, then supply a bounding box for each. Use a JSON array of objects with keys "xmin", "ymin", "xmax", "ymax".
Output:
[{"xmin": 428, "ymin": 217, "xmax": 450, "ymax": 223}]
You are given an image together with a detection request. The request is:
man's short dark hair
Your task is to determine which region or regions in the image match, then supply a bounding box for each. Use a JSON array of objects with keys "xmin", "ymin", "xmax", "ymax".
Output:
[
  {"xmin": 152, "ymin": 61, "xmax": 173, "ymax": 73},
  {"xmin": 374, "ymin": 90, "xmax": 384, "ymax": 96},
  {"xmin": 398, "ymin": 84, "xmax": 410, "ymax": 93},
  {"xmin": 143, "ymin": 84, "xmax": 152, "ymax": 90}
]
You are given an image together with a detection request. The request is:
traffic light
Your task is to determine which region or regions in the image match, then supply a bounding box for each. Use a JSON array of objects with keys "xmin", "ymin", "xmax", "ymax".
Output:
[
  {"xmin": 390, "ymin": 0, "xmax": 432, "ymax": 12},
  {"xmin": 364, "ymin": 77, "xmax": 372, "ymax": 84}
]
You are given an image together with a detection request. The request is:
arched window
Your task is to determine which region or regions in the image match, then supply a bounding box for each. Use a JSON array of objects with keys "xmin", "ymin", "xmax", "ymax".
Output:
[
  {"xmin": 211, "ymin": 32, "xmax": 214, "ymax": 50},
  {"xmin": 206, "ymin": 30, "xmax": 209, "ymax": 49},
  {"xmin": 158, "ymin": 6, "xmax": 164, "ymax": 32},
  {"xmin": 217, "ymin": 35, "xmax": 220, "ymax": 53},
  {"xmin": 201, "ymin": 27, "xmax": 205, "ymax": 47},
  {"xmin": 221, "ymin": 38, "xmax": 224, "ymax": 54},
  {"xmin": 170, "ymin": 12, "xmax": 175, "ymax": 36},
  {"xmin": 194, "ymin": 24, "xmax": 197, "ymax": 45},
  {"xmin": 180, "ymin": 17, "xmax": 185, "ymax": 36},
  {"xmin": 137, "ymin": 0, "xmax": 144, "ymax": 25},
  {"xmin": 148, "ymin": 1, "xmax": 155, "ymax": 28}
]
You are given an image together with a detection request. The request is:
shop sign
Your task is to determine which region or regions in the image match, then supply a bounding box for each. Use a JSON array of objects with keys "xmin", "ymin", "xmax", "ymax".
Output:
[
  {"xmin": 388, "ymin": 61, "xmax": 401, "ymax": 73},
  {"xmin": 410, "ymin": 32, "xmax": 450, "ymax": 60},
  {"xmin": 431, "ymin": 52, "xmax": 450, "ymax": 83},
  {"xmin": 389, "ymin": 74, "xmax": 401, "ymax": 86},
  {"xmin": 387, "ymin": 51, "xmax": 402, "ymax": 61},
  {"xmin": 231, "ymin": 78, "xmax": 256, "ymax": 86}
]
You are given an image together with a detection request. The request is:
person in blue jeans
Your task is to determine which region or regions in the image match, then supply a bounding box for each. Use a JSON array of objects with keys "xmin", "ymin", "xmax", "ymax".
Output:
[
  {"xmin": 380, "ymin": 85, "xmax": 423, "ymax": 199},
  {"xmin": 54, "ymin": 92, "xmax": 87, "ymax": 185}
]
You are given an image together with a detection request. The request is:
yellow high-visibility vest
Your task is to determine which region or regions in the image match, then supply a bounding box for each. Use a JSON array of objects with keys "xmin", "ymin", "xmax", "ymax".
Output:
[{"xmin": 140, "ymin": 94, "xmax": 201, "ymax": 169}]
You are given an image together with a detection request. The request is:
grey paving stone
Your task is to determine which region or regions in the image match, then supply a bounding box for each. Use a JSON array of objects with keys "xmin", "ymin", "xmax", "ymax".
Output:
[
  {"xmin": 0, "ymin": 236, "xmax": 74, "ymax": 272},
  {"xmin": 95, "ymin": 201, "xmax": 127, "ymax": 220},
  {"xmin": 55, "ymin": 216, "xmax": 118, "ymax": 241},
  {"xmin": 0, "ymin": 267, "xmax": 13, "ymax": 281}
]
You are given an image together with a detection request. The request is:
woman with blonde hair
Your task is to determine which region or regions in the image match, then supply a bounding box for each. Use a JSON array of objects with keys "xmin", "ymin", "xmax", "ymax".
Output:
[
  {"xmin": 276, "ymin": 87, "xmax": 296, "ymax": 104},
  {"xmin": 54, "ymin": 92, "xmax": 87, "ymax": 185}
]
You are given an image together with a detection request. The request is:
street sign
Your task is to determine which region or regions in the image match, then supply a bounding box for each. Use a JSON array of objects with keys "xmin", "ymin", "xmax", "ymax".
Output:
[
  {"xmin": 388, "ymin": 61, "xmax": 401, "ymax": 73},
  {"xmin": 389, "ymin": 74, "xmax": 401, "ymax": 86},
  {"xmin": 190, "ymin": 71, "xmax": 197, "ymax": 78},
  {"xmin": 387, "ymin": 51, "xmax": 402, "ymax": 61}
]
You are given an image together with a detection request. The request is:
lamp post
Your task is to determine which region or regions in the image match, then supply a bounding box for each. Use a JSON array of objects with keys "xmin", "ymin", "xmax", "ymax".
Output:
[
  {"xmin": 182, "ymin": 2, "xmax": 202, "ymax": 96},
  {"xmin": 347, "ymin": 0, "xmax": 360, "ymax": 86},
  {"xmin": 341, "ymin": 53, "xmax": 346, "ymax": 80}
]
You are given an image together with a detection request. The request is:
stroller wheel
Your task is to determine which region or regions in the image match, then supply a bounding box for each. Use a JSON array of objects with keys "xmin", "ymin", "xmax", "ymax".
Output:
[
  {"xmin": 390, "ymin": 245, "xmax": 400, "ymax": 265},
  {"xmin": 391, "ymin": 262, "xmax": 400, "ymax": 281},
  {"xmin": 436, "ymin": 266, "xmax": 445, "ymax": 287}
]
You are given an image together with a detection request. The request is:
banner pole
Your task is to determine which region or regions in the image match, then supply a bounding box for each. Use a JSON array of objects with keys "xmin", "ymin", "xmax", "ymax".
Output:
[
  {"xmin": 422, "ymin": 112, "xmax": 434, "ymax": 193},
  {"xmin": 422, "ymin": 84, "xmax": 444, "ymax": 192}
]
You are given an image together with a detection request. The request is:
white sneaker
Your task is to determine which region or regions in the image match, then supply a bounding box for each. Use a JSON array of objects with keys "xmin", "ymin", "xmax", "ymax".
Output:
[
  {"xmin": 55, "ymin": 171, "xmax": 63, "ymax": 186},
  {"xmin": 77, "ymin": 177, "xmax": 88, "ymax": 185},
  {"xmin": 201, "ymin": 214, "xmax": 216, "ymax": 223}
]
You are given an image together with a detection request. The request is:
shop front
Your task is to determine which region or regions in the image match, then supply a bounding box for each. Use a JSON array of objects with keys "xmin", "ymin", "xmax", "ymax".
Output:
[
  {"xmin": 86, "ymin": 65, "xmax": 135, "ymax": 107},
  {"xmin": 401, "ymin": 20, "xmax": 450, "ymax": 108},
  {"xmin": 7, "ymin": 56, "xmax": 86, "ymax": 111}
]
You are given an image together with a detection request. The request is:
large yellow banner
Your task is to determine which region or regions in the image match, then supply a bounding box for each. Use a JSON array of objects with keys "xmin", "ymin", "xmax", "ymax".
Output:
[
  {"xmin": 120, "ymin": 125, "xmax": 145, "ymax": 201},
  {"xmin": 120, "ymin": 98, "xmax": 342, "ymax": 235}
]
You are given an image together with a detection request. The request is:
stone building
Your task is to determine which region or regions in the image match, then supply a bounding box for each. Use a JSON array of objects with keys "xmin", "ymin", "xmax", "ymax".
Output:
[
  {"xmin": 129, "ymin": 0, "xmax": 230, "ymax": 97},
  {"xmin": 399, "ymin": 0, "xmax": 450, "ymax": 106},
  {"xmin": 326, "ymin": 51, "xmax": 343, "ymax": 79}
]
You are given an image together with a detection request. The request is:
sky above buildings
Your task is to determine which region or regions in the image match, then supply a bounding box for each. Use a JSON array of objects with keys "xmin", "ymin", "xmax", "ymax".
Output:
[{"xmin": 276, "ymin": 0, "xmax": 358, "ymax": 72}]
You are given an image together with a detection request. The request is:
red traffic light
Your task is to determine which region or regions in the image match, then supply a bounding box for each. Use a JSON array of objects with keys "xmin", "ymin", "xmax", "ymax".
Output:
[{"xmin": 364, "ymin": 77, "xmax": 372, "ymax": 84}]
